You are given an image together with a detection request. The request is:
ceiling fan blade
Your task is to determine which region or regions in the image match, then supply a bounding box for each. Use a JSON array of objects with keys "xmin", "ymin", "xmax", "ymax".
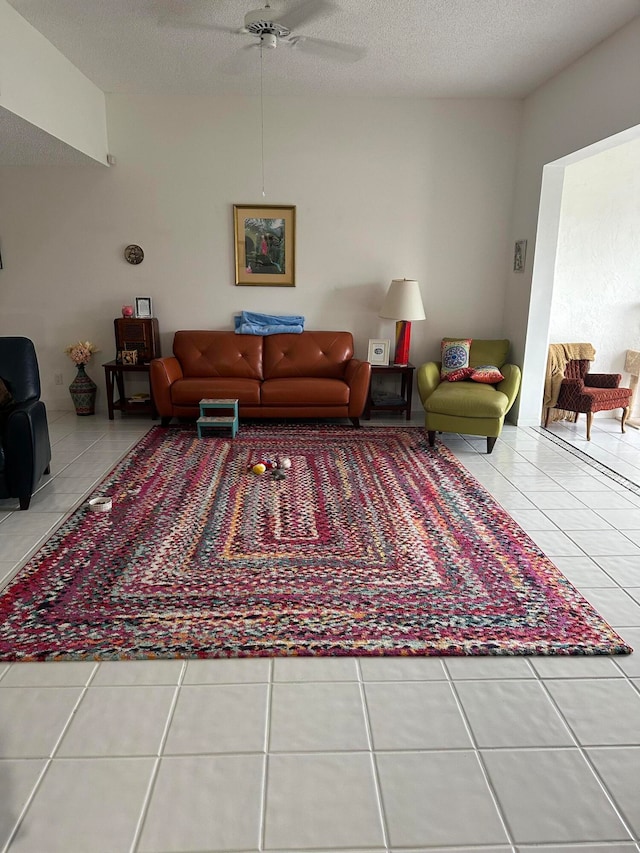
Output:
[
  {"xmin": 288, "ymin": 36, "xmax": 365, "ymax": 63},
  {"xmin": 277, "ymin": 0, "xmax": 336, "ymax": 32}
]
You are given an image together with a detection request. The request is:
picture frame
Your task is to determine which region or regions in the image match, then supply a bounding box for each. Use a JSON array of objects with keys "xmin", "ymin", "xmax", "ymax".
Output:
[
  {"xmin": 234, "ymin": 204, "xmax": 296, "ymax": 287},
  {"xmin": 368, "ymin": 339, "xmax": 391, "ymax": 366},
  {"xmin": 513, "ymin": 239, "xmax": 527, "ymax": 273},
  {"xmin": 135, "ymin": 296, "xmax": 153, "ymax": 318},
  {"xmin": 121, "ymin": 349, "xmax": 138, "ymax": 365}
]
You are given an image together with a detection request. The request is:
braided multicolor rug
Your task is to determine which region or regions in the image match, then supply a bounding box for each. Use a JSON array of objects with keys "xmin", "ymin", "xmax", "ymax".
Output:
[{"xmin": 0, "ymin": 424, "xmax": 631, "ymax": 660}]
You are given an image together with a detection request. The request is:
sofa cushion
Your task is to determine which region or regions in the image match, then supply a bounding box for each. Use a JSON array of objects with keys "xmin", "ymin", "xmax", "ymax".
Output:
[
  {"xmin": 173, "ymin": 331, "xmax": 263, "ymax": 380},
  {"xmin": 261, "ymin": 377, "xmax": 350, "ymax": 406},
  {"xmin": 171, "ymin": 377, "xmax": 262, "ymax": 406},
  {"xmin": 426, "ymin": 382, "xmax": 511, "ymax": 419},
  {"xmin": 264, "ymin": 331, "xmax": 353, "ymax": 379}
]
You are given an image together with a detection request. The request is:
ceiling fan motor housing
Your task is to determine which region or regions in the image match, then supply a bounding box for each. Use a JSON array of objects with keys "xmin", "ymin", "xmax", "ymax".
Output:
[{"xmin": 244, "ymin": 9, "xmax": 291, "ymax": 39}]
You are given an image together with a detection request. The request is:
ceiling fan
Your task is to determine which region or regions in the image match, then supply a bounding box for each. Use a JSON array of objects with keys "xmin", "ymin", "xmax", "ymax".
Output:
[{"xmin": 169, "ymin": 0, "xmax": 365, "ymax": 63}]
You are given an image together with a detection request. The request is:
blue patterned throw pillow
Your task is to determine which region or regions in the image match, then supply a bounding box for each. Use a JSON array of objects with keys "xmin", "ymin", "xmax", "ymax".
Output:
[{"xmin": 441, "ymin": 339, "xmax": 472, "ymax": 379}]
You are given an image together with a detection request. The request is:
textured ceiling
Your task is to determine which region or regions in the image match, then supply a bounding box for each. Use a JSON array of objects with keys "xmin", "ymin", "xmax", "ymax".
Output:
[
  {"xmin": 7, "ymin": 0, "xmax": 640, "ymax": 99},
  {"xmin": 2, "ymin": 0, "xmax": 639, "ymax": 165}
]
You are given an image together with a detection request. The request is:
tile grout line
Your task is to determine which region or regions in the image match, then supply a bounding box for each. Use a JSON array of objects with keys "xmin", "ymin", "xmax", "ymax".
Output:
[
  {"xmin": 0, "ymin": 759, "xmax": 52, "ymax": 853},
  {"xmin": 529, "ymin": 667, "xmax": 640, "ymax": 845},
  {"xmin": 355, "ymin": 657, "xmax": 391, "ymax": 853},
  {"xmin": 0, "ymin": 661, "xmax": 100, "ymax": 853},
  {"xmin": 443, "ymin": 662, "xmax": 518, "ymax": 853},
  {"xmin": 128, "ymin": 659, "xmax": 188, "ymax": 853},
  {"xmin": 257, "ymin": 658, "xmax": 274, "ymax": 853}
]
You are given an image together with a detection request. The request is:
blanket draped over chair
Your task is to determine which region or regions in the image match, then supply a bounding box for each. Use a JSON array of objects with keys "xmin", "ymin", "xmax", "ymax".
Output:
[{"xmin": 543, "ymin": 342, "xmax": 596, "ymax": 423}]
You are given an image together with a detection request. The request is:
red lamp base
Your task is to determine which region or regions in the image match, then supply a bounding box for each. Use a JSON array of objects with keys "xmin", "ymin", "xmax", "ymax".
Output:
[{"xmin": 393, "ymin": 320, "xmax": 412, "ymax": 365}]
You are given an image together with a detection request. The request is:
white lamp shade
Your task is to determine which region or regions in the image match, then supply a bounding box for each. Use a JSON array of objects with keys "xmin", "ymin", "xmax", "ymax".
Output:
[{"xmin": 378, "ymin": 279, "xmax": 426, "ymax": 321}]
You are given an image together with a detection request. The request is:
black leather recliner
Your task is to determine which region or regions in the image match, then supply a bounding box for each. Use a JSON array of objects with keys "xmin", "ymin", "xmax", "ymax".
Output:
[{"xmin": 0, "ymin": 337, "xmax": 52, "ymax": 510}]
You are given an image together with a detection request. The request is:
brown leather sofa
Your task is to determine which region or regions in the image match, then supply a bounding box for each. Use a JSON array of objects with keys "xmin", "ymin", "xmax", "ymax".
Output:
[{"xmin": 150, "ymin": 330, "xmax": 371, "ymax": 426}]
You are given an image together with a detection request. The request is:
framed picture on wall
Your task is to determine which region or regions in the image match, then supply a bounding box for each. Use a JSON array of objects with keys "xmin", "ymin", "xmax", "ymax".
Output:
[
  {"xmin": 513, "ymin": 239, "xmax": 527, "ymax": 273},
  {"xmin": 234, "ymin": 204, "xmax": 296, "ymax": 287},
  {"xmin": 135, "ymin": 296, "xmax": 153, "ymax": 318},
  {"xmin": 368, "ymin": 339, "xmax": 391, "ymax": 366}
]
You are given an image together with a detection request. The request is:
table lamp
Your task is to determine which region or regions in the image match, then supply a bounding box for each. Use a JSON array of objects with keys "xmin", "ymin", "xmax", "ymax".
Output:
[{"xmin": 378, "ymin": 278, "xmax": 426, "ymax": 365}]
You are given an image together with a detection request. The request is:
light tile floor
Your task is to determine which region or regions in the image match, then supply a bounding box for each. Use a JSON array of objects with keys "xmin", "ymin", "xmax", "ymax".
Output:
[{"xmin": 0, "ymin": 411, "xmax": 639, "ymax": 853}]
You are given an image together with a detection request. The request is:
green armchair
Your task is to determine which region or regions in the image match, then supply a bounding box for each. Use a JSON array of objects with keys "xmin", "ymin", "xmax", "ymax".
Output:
[{"xmin": 417, "ymin": 339, "xmax": 521, "ymax": 453}]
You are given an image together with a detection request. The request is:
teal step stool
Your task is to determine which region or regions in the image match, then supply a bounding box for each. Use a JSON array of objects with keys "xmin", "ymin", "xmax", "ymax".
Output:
[{"xmin": 197, "ymin": 398, "xmax": 239, "ymax": 438}]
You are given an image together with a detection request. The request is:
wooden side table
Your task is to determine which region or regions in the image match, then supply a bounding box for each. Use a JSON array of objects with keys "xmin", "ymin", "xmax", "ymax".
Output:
[
  {"xmin": 103, "ymin": 361, "xmax": 157, "ymax": 419},
  {"xmin": 364, "ymin": 363, "xmax": 415, "ymax": 420}
]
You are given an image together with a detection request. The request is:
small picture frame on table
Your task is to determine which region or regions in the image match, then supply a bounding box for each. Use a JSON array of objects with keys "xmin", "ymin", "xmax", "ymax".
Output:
[
  {"xmin": 368, "ymin": 339, "xmax": 390, "ymax": 366},
  {"xmin": 121, "ymin": 349, "xmax": 138, "ymax": 365},
  {"xmin": 135, "ymin": 296, "xmax": 152, "ymax": 318}
]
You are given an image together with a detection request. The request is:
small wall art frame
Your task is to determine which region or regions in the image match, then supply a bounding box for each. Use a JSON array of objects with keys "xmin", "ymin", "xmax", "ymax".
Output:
[
  {"xmin": 234, "ymin": 204, "xmax": 296, "ymax": 286},
  {"xmin": 368, "ymin": 339, "xmax": 391, "ymax": 366},
  {"xmin": 513, "ymin": 239, "xmax": 527, "ymax": 273},
  {"xmin": 135, "ymin": 296, "xmax": 153, "ymax": 318}
]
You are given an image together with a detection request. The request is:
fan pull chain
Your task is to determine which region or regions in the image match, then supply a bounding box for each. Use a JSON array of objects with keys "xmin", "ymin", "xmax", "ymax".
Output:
[{"xmin": 260, "ymin": 45, "xmax": 266, "ymax": 197}]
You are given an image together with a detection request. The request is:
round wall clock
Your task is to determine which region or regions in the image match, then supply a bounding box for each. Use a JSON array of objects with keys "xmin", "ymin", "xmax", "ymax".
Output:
[{"xmin": 124, "ymin": 244, "xmax": 144, "ymax": 265}]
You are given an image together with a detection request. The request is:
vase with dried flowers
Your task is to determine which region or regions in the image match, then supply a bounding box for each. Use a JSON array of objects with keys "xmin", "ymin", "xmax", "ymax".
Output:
[{"xmin": 65, "ymin": 340, "xmax": 99, "ymax": 415}]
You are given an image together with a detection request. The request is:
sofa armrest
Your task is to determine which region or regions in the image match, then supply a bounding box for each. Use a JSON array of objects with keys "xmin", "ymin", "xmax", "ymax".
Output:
[
  {"xmin": 417, "ymin": 362, "xmax": 442, "ymax": 405},
  {"xmin": 345, "ymin": 359, "xmax": 372, "ymax": 417},
  {"xmin": 585, "ymin": 373, "xmax": 621, "ymax": 389},
  {"xmin": 150, "ymin": 357, "xmax": 184, "ymax": 417},
  {"xmin": 497, "ymin": 363, "xmax": 522, "ymax": 410}
]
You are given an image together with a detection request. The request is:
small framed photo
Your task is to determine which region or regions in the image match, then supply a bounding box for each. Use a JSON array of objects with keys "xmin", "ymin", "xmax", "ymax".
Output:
[
  {"xmin": 513, "ymin": 239, "xmax": 527, "ymax": 273},
  {"xmin": 135, "ymin": 296, "xmax": 152, "ymax": 318},
  {"xmin": 368, "ymin": 339, "xmax": 390, "ymax": 366},
  {"xmin": 121, "ymin": 349, "xmax": 138, "ymax": 365}
]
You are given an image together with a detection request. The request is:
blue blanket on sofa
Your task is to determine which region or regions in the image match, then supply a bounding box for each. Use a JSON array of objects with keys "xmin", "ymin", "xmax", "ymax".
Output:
[{"xmin": 234, "ymin": 311, "xmax": 305, "ymax": 335}]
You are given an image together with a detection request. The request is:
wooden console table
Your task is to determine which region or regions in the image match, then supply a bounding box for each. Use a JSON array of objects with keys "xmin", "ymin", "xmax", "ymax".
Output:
[
  {"xmin": 364, "ymin": 363, "xmax": 415, "ymax": 420},
  {"xmin": 103, "ymin": 361, "xmax": 157, "ymax": 419}
]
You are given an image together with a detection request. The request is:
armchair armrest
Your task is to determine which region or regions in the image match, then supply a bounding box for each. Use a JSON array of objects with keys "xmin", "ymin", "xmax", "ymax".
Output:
[
  {"xmin": 552, "ymin": 377, "xmax": 584, "ymax": 410},
  {"xmin": 345, "ymin": 358, "xmax": 372, "ymax": 417},
  {"xmin": 150, "ymin": 357, "xmax": 184, "ymax": 418},
  {"xmin": 585, "ymin": 373, "xmax": 621, "ymax": 389},
  {"xmin": 497, "ymin": 364, "xmax": 522, "ymax": 410},
  {"xmin": 417, "ymin": 362, "xmax": 442, "ymax": 405},
  {"xmin": 5, "ymin": 399, "xmax": 51, "ymax": 498}
]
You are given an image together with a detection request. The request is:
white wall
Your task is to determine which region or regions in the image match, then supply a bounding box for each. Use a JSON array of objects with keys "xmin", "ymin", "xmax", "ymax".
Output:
[
  {"xmin": 505, "ymin": 16, "xmax": 640, "ymax": 423},
  {"xmin": 549, "ymin": 138, "xmax": 640, "ymax": 390},
  {"xmin": 0, "ymin": 0, "xmax": 108, "ymax": 165},
  {"xmin": 0, "ymin": 94, "xmax": 520, "ymax": 412}
]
